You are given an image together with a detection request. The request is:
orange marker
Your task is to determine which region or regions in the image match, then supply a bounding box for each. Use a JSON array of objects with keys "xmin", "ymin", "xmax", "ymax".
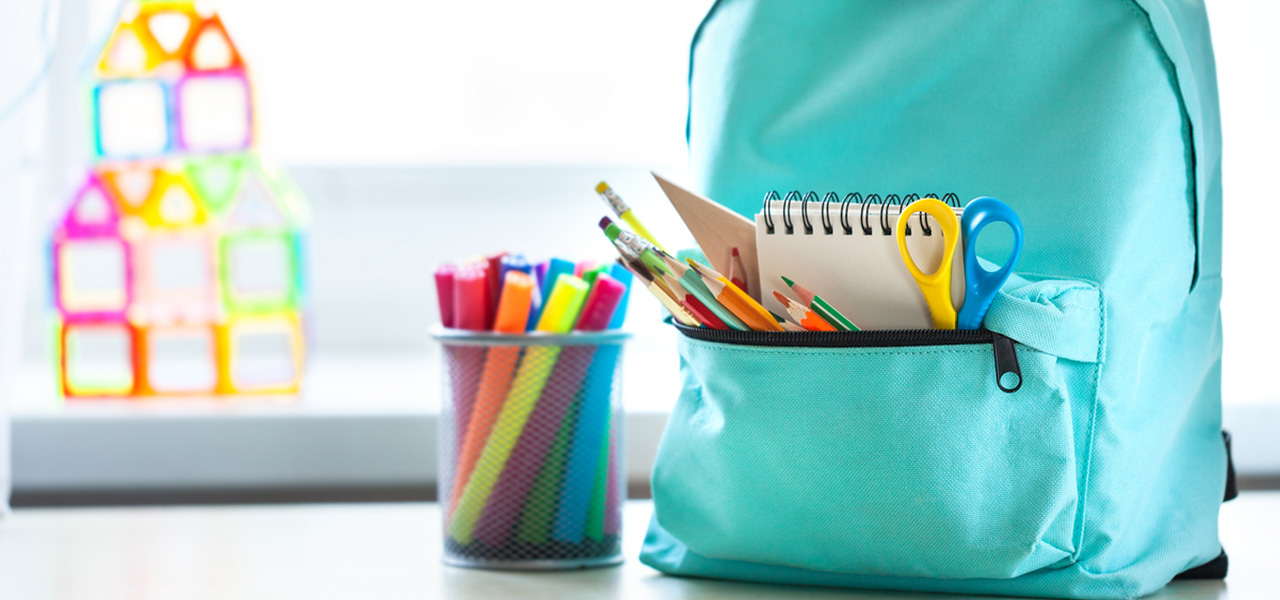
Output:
[
  {"xmin": 772, "ymin": 291, "xmax": 835, "ymax": 331},
  {"xmin": 687, "ymin": 259, "xmax": 783, "ymax": 332},
  {"xmin": 448, "ymin": 271, "xmax": 534, "ymax": 518},
  {"xmin": 728, "ymin": 247, "xmax": 748, "ymax": 295}
]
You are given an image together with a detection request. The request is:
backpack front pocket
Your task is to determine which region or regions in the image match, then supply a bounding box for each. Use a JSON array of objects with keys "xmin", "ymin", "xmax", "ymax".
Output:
[{"xmin": 650, "ymin": 279, "xmax": 1102, "ymax": 580}]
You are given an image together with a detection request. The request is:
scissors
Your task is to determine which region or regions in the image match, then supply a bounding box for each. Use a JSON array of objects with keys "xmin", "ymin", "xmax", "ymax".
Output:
[
  {"xmin": 901, "ymin": 195, "xmax": 1029, "ymax": 327},
  {"xmin": 896, "ymin": 198, "xmax": 961, "ymax": 329},
  {"xmin": 956, "ymin": 197, "xmax": 1023, "ymax": 329},
  {"xmin": 896, "ymin": 196, "xmax": 1024, "ymax": 330}
]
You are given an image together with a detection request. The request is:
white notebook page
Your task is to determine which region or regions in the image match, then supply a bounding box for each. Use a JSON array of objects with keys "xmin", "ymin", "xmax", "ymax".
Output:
[{"xmin": 756, "ymin": 202, "xmax": 965, "ymax": 330}]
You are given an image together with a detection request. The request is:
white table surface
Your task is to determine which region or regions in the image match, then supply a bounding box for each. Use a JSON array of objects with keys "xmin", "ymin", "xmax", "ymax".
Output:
[{"xmin": 1, "ymin": 494, "xmax": 1275, "ymax": 599}]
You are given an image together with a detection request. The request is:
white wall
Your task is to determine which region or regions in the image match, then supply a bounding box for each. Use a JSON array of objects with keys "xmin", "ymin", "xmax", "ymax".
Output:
[
  {"xmin": 1205, "ymin": 0, "xmax": 1280, "ymax": 406},
  {"xmin": 22, "ymin": 0, "xmax": 1280, "ymax": 410}
]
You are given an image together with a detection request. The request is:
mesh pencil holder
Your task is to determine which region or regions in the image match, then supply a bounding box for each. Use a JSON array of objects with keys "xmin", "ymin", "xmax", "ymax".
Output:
[{"xmin": 433, "ymin": 328, "xmax": 630, "ymax": 569}]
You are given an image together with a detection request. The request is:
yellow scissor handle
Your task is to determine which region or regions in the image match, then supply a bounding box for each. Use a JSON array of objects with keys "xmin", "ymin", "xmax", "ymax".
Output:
[{"xmin": 896, "ymin": 198, "xmax": 960, "ymax": 329}]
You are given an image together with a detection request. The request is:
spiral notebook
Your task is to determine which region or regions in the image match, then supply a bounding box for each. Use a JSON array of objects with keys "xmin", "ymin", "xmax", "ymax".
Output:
[{"xmin": 756, "ymin": 192, "xmax": 966, "ymax": 330}]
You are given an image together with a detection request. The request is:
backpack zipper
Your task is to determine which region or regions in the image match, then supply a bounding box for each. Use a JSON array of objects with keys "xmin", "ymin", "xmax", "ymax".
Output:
[{"xmin": 671, "ymin": 321, "xmax": 1022, "ymax": 393}]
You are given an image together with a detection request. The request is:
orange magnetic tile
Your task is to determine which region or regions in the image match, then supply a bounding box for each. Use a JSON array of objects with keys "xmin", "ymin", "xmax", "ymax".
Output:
[
  {"xmin": 133, "ymin": 2, "xmax": 201, "ymax": 71},
  {"xmin": 186, "ymin": 15, "xmax": 244, "ymax": 72}
]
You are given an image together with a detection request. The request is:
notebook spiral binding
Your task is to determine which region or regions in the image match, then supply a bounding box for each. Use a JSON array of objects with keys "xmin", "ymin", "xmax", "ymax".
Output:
[{"xmin": 761, "ymin": 190, "xmax": 960, "ymax": 237}]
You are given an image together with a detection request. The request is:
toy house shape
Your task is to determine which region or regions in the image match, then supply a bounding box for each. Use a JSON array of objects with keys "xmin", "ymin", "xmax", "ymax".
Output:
[
  {"xmin": 53, "ymin": 0, "xmax": 307, "ymax": 399},
  {"xmin": 93, "ymin": 1, "xmax": 253, "ymax": 159}
]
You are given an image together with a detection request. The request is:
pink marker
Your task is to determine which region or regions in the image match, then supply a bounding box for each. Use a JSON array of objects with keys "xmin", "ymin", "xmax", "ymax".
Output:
[
  {"xmin": 573, "ymin": 273, "xmax": 627, "ymax": 332},
  {"xmin": 448, "ymin": 262, "xmax": 490, "ymax": 459},
  {"xmin": 453, "ymin": 264, "xmax": 490, "ymax": 331},
  {"xmin": 434, "ymin": 263, "xmax": 457, "ymax": 328}
]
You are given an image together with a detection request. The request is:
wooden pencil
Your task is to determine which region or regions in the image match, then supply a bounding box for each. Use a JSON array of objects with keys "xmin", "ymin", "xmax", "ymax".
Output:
[
  {"xmin": 687, "ymin": 260, "xmax": 783, "ymax": 332},
  {"xmin": 772, "ymin": 291, "xmax": 836, "ymax": 332}
]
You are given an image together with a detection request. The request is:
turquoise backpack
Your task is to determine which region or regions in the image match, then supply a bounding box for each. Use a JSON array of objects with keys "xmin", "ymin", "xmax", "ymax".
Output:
[{"xmin": 639, "ymin": 1, "xmax": 1233, "ymax": 598}]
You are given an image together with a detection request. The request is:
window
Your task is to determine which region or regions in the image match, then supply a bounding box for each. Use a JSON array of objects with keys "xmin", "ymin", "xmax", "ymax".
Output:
[{"xmin": 5, "ymin": 0, "xmax": 1276, "ymax": 504}]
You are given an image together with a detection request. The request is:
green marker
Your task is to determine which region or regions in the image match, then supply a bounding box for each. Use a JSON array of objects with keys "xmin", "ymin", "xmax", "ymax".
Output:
[{"xmin": 583, "ymin": 264, "xmax": 610, "ymax": 286}]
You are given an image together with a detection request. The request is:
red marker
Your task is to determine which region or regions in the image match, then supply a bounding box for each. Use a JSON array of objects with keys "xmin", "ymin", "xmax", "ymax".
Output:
[
  {"xmin": 454, "ymin": 263, "xmax": 490, "ymax": 331},
  {"xmin": 434, "ymin": 263, "xmax": 457, "ymax": 328},
  {"xmin": 485, "ymin": 252, "xmax": 507, "ymax": 327}
]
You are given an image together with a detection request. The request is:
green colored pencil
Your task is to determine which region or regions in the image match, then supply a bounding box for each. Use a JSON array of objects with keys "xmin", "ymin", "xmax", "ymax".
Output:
[{"xmin": 781, "ymin": 276, "xmax": 860, "ymax": 331}]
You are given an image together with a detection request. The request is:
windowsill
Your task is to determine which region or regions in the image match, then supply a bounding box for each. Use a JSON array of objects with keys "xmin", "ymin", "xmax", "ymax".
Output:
[
  {"xmin": 12, "ymin": 323, "xmax": 1279, "ymax": 501},
  {"xmin": 9, "ymin": 330, "xmax": 682, "ymax": 503}
]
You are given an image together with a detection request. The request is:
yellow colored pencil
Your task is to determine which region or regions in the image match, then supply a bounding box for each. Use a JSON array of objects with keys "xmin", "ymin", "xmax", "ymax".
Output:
[
  {"xmin": 597, "ymin": 182, "xmax": 665, "ymax": 252},
  {"xmin": 686, "ymin": 259, "xmax": 783, "ymax": 332},
  {"xmin": 615, "ymin": 258, "xmax": 701, "ymax": 327}
]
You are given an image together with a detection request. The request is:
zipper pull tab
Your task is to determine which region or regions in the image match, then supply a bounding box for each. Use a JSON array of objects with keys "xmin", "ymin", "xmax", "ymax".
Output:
[{"xmin": 991, "ymin": 332, "xmax": 1022, "ymax": 393}]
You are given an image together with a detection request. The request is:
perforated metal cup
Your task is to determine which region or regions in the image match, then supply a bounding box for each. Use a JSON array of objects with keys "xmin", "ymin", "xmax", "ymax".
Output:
[{"xmin": 433, "ymin": 328, "xmax": 628, "ymax": 569}]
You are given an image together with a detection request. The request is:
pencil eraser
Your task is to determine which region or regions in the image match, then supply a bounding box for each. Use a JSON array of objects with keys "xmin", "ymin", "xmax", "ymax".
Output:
[{"xmin": 595, "ymin": 182, "xmax": 610, "ymax": 194}]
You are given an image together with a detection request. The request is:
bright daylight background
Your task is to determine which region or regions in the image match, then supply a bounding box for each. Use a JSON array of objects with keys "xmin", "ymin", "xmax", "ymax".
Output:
[{"xmin": 4, "ymin": 0, "xmax": 1277, "ymax": 502}]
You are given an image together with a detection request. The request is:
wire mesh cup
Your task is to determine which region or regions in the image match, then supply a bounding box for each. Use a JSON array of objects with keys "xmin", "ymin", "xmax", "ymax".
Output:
[{"xmin": 434, "ymin": 328, "xmax": 629, "ymax": 569}]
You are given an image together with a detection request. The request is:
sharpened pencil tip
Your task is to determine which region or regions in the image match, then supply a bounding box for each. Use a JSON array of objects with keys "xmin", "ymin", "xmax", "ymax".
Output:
[
  {"xmin": 731, "ymin": 247, "xmax": 740, "ymax": 257},
  {"xmin": 781, "ymin": 275, "xmax": 795, "ymax": 287}
]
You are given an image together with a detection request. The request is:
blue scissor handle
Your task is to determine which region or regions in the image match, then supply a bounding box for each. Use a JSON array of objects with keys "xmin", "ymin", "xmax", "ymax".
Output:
[{"xmin": 957, "ymin": 197, "xmax": 1024, "ymax": 330}]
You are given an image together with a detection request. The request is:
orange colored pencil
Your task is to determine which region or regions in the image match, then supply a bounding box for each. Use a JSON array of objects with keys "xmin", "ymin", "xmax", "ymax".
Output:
[
  {"xmin": 772, "ymin": 291, "xmax": 836, "ymax": 331},
  {"xmin": 687, "ymin": 259, "xmax": 783, "ymax": 332}
]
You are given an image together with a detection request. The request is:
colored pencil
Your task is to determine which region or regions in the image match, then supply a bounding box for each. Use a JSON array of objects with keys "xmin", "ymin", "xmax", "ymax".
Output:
[
  {"xmin": 773, "ymin": 291, "xmax": 836, "ymax": 331},
  {"xmin": 781, "ymin": 275, "xmax": 860, "ymax": 331},
  {"xmin": 614, "ymin": 257, "xmax": 701, "ymax": 327},
  {"xmin": 687, "ymin": 260, "xmax": 783, "ymax": 332},
  {"xmin": 728, "ymin": 247, "xmax": 748, "ymax": 294},
  {"xmin": 657, "ymin": 270, "xmax": 729, "ymax": 330},
  {"xmin": 660, "ymin": 254, "xmax": 748, "ymax": 331},
  {"xmin": 597, "ymin": 181, "xmax": 665, "ymax": 252}
]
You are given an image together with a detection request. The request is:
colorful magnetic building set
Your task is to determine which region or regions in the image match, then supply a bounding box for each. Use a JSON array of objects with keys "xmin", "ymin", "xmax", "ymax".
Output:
[{"xmin": 52, "ymin": 0, "xmax": 308, "ymax": 398}]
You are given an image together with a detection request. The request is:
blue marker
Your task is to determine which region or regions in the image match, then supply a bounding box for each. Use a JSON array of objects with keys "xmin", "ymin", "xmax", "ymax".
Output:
[
  {"xmin": 605, "ymin": 263, "xmax": 632, "ymax": 330},
  {"xmin": 528, "ymin": 258, "xmax": 574, "ymax": 331}
]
